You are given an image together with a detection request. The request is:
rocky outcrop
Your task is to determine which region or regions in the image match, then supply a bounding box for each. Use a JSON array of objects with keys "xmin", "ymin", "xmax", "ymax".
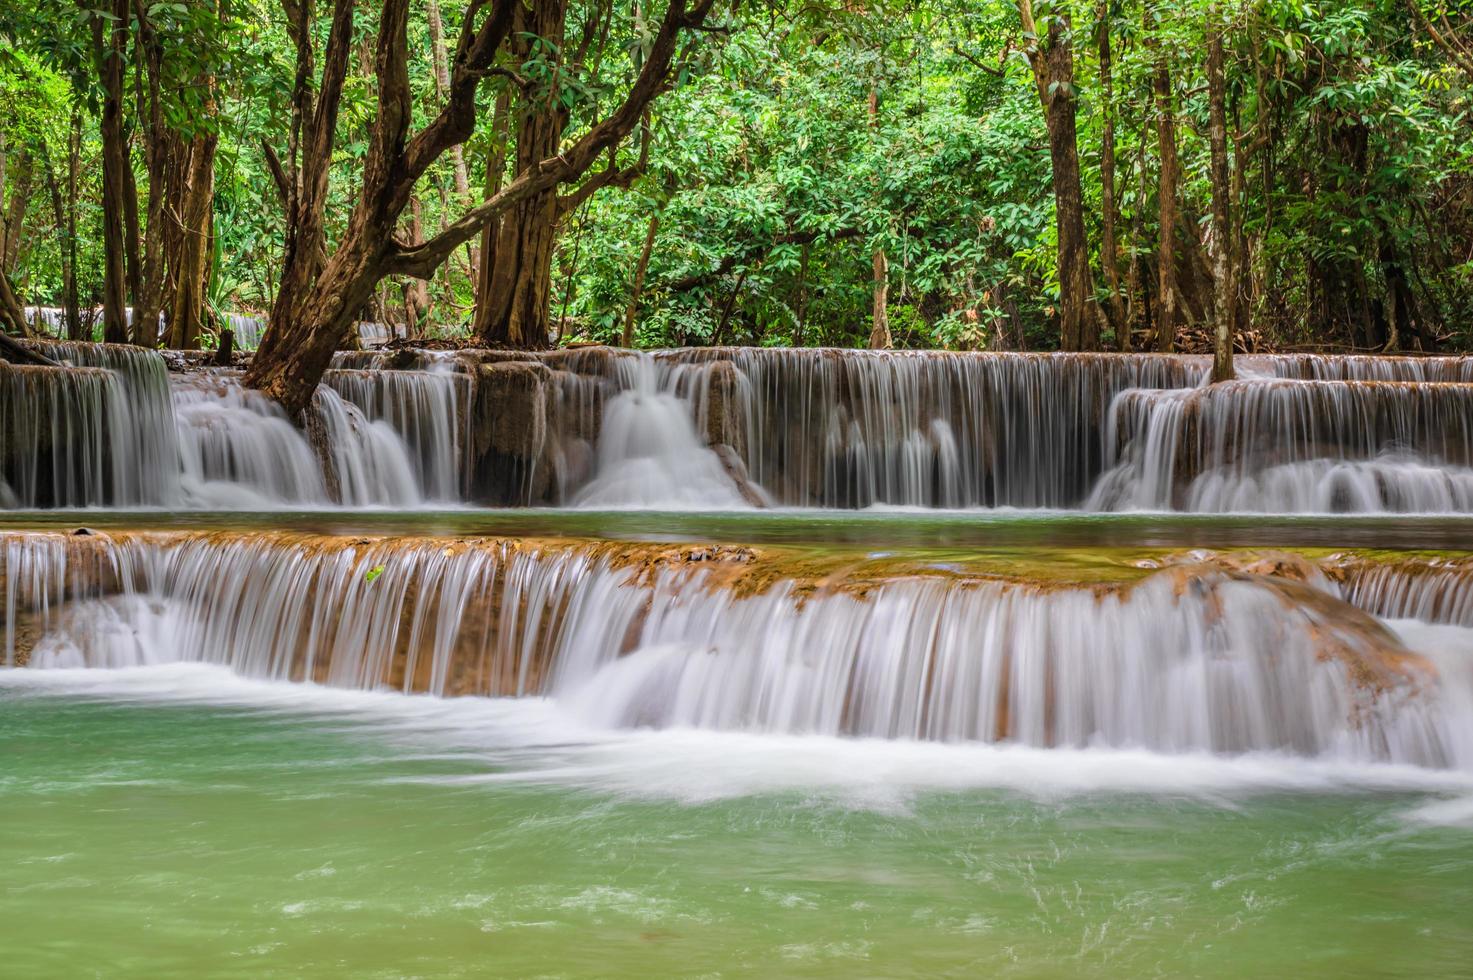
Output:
[{"xmin": 468, "ymin": 360, "xmax": 554, "ymax": 504}]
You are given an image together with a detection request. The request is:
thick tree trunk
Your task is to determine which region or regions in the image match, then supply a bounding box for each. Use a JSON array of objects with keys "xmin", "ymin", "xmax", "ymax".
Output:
[
  {"xmin": 473, "ymin": 90, "xmax": 511, "ymax": 329},
  {"xmin": 248, "ymin": 0, "xmax": 714, "ymax": 417},
  {"xmin": 475, "ymin": 1, "xmax": 570, "ymax": 349},
  {"xmin": 1097, "ymin": 5, "xmax": 1126, "ymax": 346},
  {"xmin": 1019, "ymin": 0, "xmax": 1096, "ymax": 351},
  {"xmin": 1206, "ymin": 10, "xmax": 1235, "ymax": 382},
  {"xmin": 168, "ymin": 130, "xmax": 218, "ymax": 350},
  {"xmin": 1148, "ymin": 12, "xmax": 1179, "ymax": 353}
]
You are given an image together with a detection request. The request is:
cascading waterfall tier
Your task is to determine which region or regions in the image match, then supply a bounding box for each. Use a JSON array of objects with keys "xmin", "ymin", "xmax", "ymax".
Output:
[
  {"xmin": 0, "ymin": 342, "xmax": 460, "ymax": 508},
  {"xmin": 9, "ymin": 343, "xmax": 1473, "ymax": 511},
  {"xmin": 3, "ymin": 529, "xmax": 1465, "ymax": 767},
  {"xmin": 1090, "ymin": 380, "xmax": 1473, "ymax": 512},
  {"xmin": 454, "ymin": 347, "xmax": 1473, "ymax": 511},
  {"xmin": 1, "ymin": 342, "xmax": 179, "ymax": 507}
]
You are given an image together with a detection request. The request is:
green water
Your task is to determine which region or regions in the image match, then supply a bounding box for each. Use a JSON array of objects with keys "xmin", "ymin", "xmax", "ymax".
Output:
[
  {"xmin": 9, "ymin": 507, "xmax": 1473, "ymax": 551},
  {"xmin": 3, "ymin": 669, "xmax": 1472, "ymax": 979}
]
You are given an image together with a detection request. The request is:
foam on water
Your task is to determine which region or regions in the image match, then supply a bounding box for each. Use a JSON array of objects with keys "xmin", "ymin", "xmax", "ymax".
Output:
[
  {"xmin": 4, "ymin": 663, "xmax": 1470, "ymax": 812},
  {"xmin": 573, "ymin": 358, "xmax": 753, "ymax": 509}
]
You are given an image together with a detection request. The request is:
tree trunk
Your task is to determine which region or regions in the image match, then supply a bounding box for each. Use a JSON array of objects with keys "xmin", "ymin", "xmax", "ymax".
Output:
[
  {"xmin": 1147, "ymin": 8, "xmax": 1178, "ymax": 353},
  {"xmin": 91, "ymin": 0, "xmax": 132, "ymax": 345},
  {"xmin": 473, "ymin": 89, "xmax": 511, "ymax": 329},
  {"xmin": 475, "ymin": 1, "xmax": 570, "ymax": 349},
  {"xmin": 123, "ymin": 137, "xmax": 143, "ymax": 338},
  {"xmin": 0, "ymin": 271, "xmax": 27, "ymax": 337},
  {"xmin": 247, "ymin": 0, "xmax": 715, "ymax": 417},
  {"xmin": 1019, "ymin": 0, "xmax": 1096, "ymax": 351},
  {"xmin": 1206, "ymin": 9, "xmax": 1234, "ymax": 382},
  {"xmin": 403, "ymin": 195, "xmax": 432, "ymax": 337},
  {"xmin": 65, "ymin": 108, "xmax": 83, "ymax": 340},
  {"xmin": 427, "ymin": 0, "xmax": 477, "ymax": 278},
  {"xmin": 35, "ymin": 139, "xmax": 76, "ymax": 341},
  {"xmin": 794, "ymin": 241, "xmax": 811, "ymax": 347},
  {"xmin": 867, "ymin": 87, "xmax": 891, "ymax": 350},
  {"xmin": 623, "ymin": 209, "xmax": 660, "ymax": 347},
  {"xmin": 1, "ymin": 146, "xmax": 32, "ymax": 273},
  {"xmin": 134, "ymin": 0, "xmax": 170, "ymax": 345},
  {"xmin": 168, "ymin": 129, "xmax": 218, "ymax": 350},
  {"xmin": 1097, "ymin": 4, "xmax": 1126, "ymax": 346}
]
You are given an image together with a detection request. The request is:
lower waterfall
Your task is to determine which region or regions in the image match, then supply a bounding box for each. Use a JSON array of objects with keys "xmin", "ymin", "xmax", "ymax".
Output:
[{"xmin": 4, "ymin": 530, "xmax": 1468, "ymax": 768}]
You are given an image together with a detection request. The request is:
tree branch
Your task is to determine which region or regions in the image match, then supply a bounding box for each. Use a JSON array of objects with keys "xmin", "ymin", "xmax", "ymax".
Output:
[
  {"xmin": 261, "ymin": 140, "xmax": 289, "ymax": 205},
  {"xmin": 386, "ymin": 0, "xmax": 717, "ymax": 279}
]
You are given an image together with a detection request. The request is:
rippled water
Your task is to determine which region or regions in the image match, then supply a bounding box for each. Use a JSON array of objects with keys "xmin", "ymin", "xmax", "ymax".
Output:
[{"xmin": 3, "ymin": 665, "xmax": 1472, "ymax": 978}]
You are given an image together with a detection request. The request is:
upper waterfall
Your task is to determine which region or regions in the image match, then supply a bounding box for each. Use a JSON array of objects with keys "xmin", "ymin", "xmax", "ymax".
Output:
[{"xmin": 8, "ymin": 342, "xmax": 1473, "ymax": 513}]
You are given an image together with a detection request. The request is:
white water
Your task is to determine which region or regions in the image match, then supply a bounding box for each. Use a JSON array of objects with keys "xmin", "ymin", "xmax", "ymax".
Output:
[
  {"xmin": 6, "ymin": 531, "xmax": 1471, "ymax": 769},
  {"xmin": 1089, "ymin": 378, "xmax": 1473, "ymax": 513},
  {"xmin": 573, "ymin": 358, "xmax": 754, "ymax": 509},
  {"xmin": 172, "ymin": 375, "xmax": 423, "ymax": 508},
  {"xmin": 0, "ymin": 341, "xmax": 459, "ymax": 508},
  {"xmin": 4, "ymin": 662, "xmax": 1471, "ymax": 816},
  {"xmin": 9, "ymin": 344, "xmax": 1473, "ymax": 512}
]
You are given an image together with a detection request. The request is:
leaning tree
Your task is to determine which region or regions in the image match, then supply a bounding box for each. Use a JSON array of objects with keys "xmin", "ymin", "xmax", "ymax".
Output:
[{"xmin": 245, "ymin": 0, "xmax": 719, "ymax": 418}]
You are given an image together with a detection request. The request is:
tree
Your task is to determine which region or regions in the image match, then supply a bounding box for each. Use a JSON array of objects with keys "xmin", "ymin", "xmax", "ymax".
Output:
[
  {"xmin": 245, "ymin": 0, "xmax": 719, "ymax": 417},
  {"xmin": 1017, "ymin": 0, "xmax": 1097, "ymax": 350},
  {"xmin": 1206, "ymin": 0, "xmax": 1234, "ymax": 380},
  {"xmin": 86, "ymin": 0, "xmax": 130, "ymax": 344},
  {"xmin": 1144, "ymin": 0, "xmax": 1178, "ymax": 352}
]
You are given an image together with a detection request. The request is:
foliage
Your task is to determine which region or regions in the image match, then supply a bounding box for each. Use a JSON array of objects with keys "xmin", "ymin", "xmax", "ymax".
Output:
[{"xmin": 2, "ymin": 0, "xmax": 1472, "ymax": 350}]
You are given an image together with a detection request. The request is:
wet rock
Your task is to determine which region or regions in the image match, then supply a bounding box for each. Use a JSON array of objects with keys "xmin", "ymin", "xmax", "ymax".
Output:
[
  {"xmin": 472, "ymin": 361, "xmax": 551, "ymax": 459},
  {"xmin": 468, "ymin": 361, "xmax": 554, "ymax": 504},
  {"xmin": 713, "ymin": 444, "xmax": 768, "ymax": 508},
  {"xmin": 700, "ymin": 360, "xmax": 748, "ymax": 458}
]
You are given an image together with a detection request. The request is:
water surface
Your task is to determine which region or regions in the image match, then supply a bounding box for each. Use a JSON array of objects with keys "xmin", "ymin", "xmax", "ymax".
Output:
[{"xmin": 3, "ymin": 667, "xmax": 1471, "ymax": 978}]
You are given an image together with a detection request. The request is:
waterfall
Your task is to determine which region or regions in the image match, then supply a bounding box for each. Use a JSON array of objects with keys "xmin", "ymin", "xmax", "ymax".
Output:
[
  {"xmin": 221, "ymin": 313, "xmax": 266, "ymax": 350},
  {"xmin": 9, "ymin": 343, "xmax": 1473, "ymax": 512},
  {"xmin": 572, "ymin": 356, "xmax": 756, "ymax": 509},
  {"xmin": 1090, "ymin": 379, "xmax": 1473, "ymax": 512},
  {"xmin": 173, "ymin": 375, "xmax": 332, "ymax": 506},
  {"xmin": 0, "ymin": 341, "xmax": 442, "ymax": 508},
  {"xmin": 1, "ymin": 342, "xmax": 180, "ymax": 507},
  {"xmin": 653, "ymin": 349, "xmax": 1205, "ymax": 508},
  {"xmin": 173, "ymin": 373, "xmax": 424, "ymax": 508},
  {"xmin": 324, "ymin": 359, "xmax": 469, "ymax": 501},
  {"xmin": 4, "ymin": 529, "xmax": 1467, "ymax": 767}
]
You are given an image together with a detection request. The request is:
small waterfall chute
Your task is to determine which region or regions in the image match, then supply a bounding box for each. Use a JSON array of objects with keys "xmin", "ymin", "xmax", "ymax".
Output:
[{"xmin": 572, "ymin": 356, "xmax": 757, "ymax": 509}]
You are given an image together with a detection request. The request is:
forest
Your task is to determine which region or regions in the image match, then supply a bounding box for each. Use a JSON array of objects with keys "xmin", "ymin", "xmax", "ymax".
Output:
[{"xmin": 2, "ymin": 0, "xmax": 1472, "ymax": 407}]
